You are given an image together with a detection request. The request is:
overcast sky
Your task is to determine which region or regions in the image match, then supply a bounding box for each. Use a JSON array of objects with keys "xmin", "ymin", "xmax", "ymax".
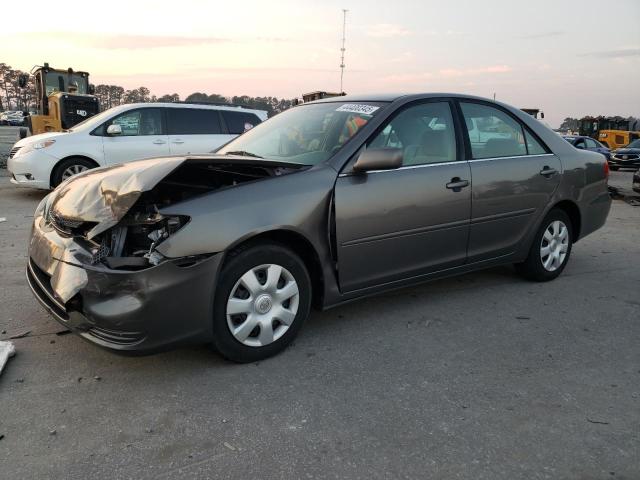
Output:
[{"xmin": 3, "ymin": 0, "xmax": 639, "ymax": 126}]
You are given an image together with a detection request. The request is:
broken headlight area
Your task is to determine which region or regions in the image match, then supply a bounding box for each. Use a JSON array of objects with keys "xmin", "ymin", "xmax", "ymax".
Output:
[
  {"xmin": 90, "ymin": 211, "xmax": 190, "ymax": 270},
  {"xmin": 86, "ymin": 160, "xmax": 298, "ymax": 270},
  {"xmin": 41, "ymin": 157, "xmax": 305, "ymax": 272}
]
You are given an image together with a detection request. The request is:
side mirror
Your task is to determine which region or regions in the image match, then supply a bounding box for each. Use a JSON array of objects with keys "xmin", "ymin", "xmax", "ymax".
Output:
[
  {"xmin": 88, "ymin": 84, "xmax": 95, "ymax": 95},
  {"xmin": 575, "ymin": 144, "xmax": 585, "ymax": 149},
  {"xmin": 106, "ymin": 124, "xmax": 122, "ymax": 136},
  {"xmin": 18, "ymin": 74, "xmax": 28, "ymax": 89},
  {"xmin": 353, "ymin": 148, "xmax": 403, "ymax": 173},
  {"xmin": 540, "ymin": 111, "xmax": 545, "ymax": 119}
]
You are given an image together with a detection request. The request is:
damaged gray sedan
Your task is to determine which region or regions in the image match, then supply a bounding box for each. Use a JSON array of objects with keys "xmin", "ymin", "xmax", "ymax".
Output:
[{"xmin": 27, "ymin": 94, "xmax": 611, "ymax": 362}]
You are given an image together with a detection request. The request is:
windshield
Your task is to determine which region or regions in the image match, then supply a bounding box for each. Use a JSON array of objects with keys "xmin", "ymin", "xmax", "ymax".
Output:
[
  {"xmin": 44, "ymin": 71, "xmax": 89, "ymax": 95},
  {"xmin": 625, "ymin": 139, "xmax": 640, "ymax": 148},
  {"xmin": 217, "ymin": 102, "xmax": 386, "ymax": 164}
]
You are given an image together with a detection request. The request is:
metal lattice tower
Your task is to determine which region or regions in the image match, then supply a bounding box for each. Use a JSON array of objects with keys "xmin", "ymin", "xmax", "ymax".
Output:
[{"xmin": 340, "ymin": 9, "xmax": 348, "ymax": 93}]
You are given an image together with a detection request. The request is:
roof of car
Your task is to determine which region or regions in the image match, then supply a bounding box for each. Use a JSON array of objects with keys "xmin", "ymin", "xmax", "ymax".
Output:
[
  {"xmin": 115, "ymin": 102, "xmax": 267, "ymax": 114},
  {"xmin": 310, "ymin": 92, "xmax": 499, "ymax": 104}
]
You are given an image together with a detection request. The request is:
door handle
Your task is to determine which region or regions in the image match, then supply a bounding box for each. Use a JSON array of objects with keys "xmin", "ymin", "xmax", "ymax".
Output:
[
  {"xmin": 172, "ymin": 139, "xmax": 185, "ymax": 144},
  {"xmin": 446, "ymin": 177, "xmax": 470, "ymax": 192},
  {"xmin": 539, "ymin": 166, "xmax": 558, "ymax": 177},
  {"xmin": 152, "ymin": 139, "xmax": 166, "ymax": 145}
]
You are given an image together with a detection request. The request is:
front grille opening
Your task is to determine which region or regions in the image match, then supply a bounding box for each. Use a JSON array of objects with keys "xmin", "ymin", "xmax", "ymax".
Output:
[
  {"xmin": 9, "ymin": 146, "xmax": 21, "ymax": 159},
  {"xmin": 47, "ymin": 209, "xmax": 97, "ymax": 237}
]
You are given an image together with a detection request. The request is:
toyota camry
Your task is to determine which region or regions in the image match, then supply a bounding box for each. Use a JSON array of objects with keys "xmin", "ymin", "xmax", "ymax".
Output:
[{"xmin": 26, "ymin": 93, "xmax": 611, "ymax": 362}]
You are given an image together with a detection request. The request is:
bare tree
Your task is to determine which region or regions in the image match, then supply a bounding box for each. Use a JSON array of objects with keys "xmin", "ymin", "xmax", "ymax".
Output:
[{"xmin": 0, "ymin": 63, "xmax": 15, "ymax": 110}]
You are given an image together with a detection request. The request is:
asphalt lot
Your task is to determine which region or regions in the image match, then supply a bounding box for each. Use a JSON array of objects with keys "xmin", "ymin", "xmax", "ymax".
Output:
[
  {"xmin": 0, "ymin": 141, "xmax": 639, "ymax": 479},
  {"xmin": 0, "ymin": 125, "xmax": 20, "ymax": 167}
]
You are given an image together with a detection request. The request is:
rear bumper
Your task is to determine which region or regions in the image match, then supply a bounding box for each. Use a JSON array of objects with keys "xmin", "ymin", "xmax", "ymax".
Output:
[
  {"xmin": 579, "ymin": 190, "xmax": 611, "ymax": 241},
  {"xmin": 27, "ymin": 214, "xmax": 224, "ymax": 353}
]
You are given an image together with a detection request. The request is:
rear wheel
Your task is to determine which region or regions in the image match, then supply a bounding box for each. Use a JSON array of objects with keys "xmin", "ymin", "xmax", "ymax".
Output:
[
  {"xmin": 516, "ymin": 209, "xmax": 573, "ymax": 282},
  {"xmin": 212, "ymin": 243, "xmax": 311, "ymax": 362},
  {"xmin": 51, "ymin": 157, "xmax": 97, "ymax": 187}
]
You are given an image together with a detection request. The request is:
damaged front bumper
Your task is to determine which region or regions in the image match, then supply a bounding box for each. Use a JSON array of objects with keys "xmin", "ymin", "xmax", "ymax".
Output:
[{"xmin": 27, "ymin": 212, "xmax": 223, "ymax": 352}]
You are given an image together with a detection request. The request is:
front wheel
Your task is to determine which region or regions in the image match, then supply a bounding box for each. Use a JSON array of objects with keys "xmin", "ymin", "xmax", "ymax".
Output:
[
  {"xmin": 212, "ymin": 243, "xmax": 312, "ymax": 362},
  {"xmin": 516, "ymin": 209, "xmax": 573, "ymax": 282},
  {"xmin": 51, "ymin": 157, "xmax": 97, "ymax": 187}
]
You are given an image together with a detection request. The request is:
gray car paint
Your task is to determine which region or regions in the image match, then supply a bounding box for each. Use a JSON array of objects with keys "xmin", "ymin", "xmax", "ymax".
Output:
[
  {"xmin": 160, "ymin": 93, "xmax": 610, "ymax": 305},
  {"xmin": 26, "ymin": 93, "xmax": 611, "ymax": 351},
  {"xmin": 334, "ymin": 161, "xmax": 472, "ymax": 291}
]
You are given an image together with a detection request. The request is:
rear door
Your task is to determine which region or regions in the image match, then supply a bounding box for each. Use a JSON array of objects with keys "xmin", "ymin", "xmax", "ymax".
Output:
[
  {"xmin": 167, "ymin": 107, "xmax": 226, "ymax": 155},
  {"xmin": 101, "ymin": 108, "xmax": 168, "ymax": 165},
  {"xmin": 458, "ymin": 101, "xmax": 562, "ymax": 262},
  {"xmin": 334, "ymin": 100, "xmax": 471, "ymax": 292}
]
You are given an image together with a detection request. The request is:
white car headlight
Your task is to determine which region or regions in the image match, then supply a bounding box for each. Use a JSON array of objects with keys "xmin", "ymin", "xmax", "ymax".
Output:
[{"xmin": 21, "ymin": 139, "xmax": 56, "ymax": 155}]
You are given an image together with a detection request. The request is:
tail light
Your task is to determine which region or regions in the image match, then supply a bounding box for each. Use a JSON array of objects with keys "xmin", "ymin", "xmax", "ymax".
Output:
[{"xmin": 603, "ymin": 160, "xmax": 610, "ymax": 179}]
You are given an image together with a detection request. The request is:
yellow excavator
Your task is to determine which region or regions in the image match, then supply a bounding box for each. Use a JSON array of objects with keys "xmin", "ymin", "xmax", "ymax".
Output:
[
  {"xmin": 578, "ymin": 116, "xmax": 640, "ymax": 150},
  {"xmin": 18, "ymin": 62, "xmax": 100, "ymax": 138}
]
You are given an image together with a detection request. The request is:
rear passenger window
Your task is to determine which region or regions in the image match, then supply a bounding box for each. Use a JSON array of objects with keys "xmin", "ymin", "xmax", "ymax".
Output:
[
  {"xmin": 460, "ymin": 103, "xmax": 527, "ymax": 159},
  {"xmin": 524, "ymin": 130, "xmax": 547, "ymax": 154},
  {"xmin": 222, "ymin": 111, "xmax": 261, "ymax": 134},
  {"xmin": 167, "ymin": 108, "xmax": 222, "ymax": 135}
]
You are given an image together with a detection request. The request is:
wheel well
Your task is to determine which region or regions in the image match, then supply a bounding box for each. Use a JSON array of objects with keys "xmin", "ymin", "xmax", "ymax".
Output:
[
  {"xmin": 50, "ymin": 156, "xmax": 99, "ymax": 187},
  {"xmin": 553, "ymin": 200, "xmax": 581, "ymax": 241},
  {"xmin": 228, "ymin": 230, "xmax": 325, "ymax": 308}
]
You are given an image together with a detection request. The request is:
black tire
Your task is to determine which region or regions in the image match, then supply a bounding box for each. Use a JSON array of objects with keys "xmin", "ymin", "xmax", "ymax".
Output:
[
  {"xmin": 609, "ymin": 166, "xmax": 619, "ymax": 171},
  {"xmin": 515, "ymin": 209, "xmax": 573, "ymax": 282},
  {"xmin": 51, "ymin": 157, "xmax": 97, "ymax": 188},
  {"xmin": 212, "ymin": 242, "xmax": 312, "ymax": 363}
]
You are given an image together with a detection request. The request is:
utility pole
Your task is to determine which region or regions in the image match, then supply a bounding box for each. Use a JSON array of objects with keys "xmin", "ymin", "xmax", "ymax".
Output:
[{"xmin": 340, "ymin": 9, "xmax": 348, "ymax": 93}]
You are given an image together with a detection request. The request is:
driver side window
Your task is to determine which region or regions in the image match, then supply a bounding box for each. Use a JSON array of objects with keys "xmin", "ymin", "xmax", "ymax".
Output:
[
  {"xmin": 574, "ymin": 138, "xmax": 586, "ymax": 149},
  {"xmin": 585, "ymin": 138, "xmax": 598, "ymax": 149},
  {"xmin": 107, "ymin": 109, "xmax": 164, "ymax": 136},
  {"xmin": 368, "ymin": 102, "xmax": 457, "ymax": 166}
]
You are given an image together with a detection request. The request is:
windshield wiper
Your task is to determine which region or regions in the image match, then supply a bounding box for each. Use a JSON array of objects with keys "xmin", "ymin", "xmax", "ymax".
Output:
[{"xmin": 224, "ymin": 150, "xmax": 263, "ymax": 159}]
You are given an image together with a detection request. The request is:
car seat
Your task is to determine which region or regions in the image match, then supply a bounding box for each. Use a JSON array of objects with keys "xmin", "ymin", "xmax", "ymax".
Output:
[{"xmin": 404, "ymin": 129, "xmax": 453, "ymax": 165}]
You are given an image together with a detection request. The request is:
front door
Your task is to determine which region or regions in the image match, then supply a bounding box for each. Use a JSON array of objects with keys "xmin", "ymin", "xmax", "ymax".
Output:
[
  {"xmin": 102, "ymin": 108, "xmax": 169, "ymax": 165},
  {"xmin": 458, "ymin": 101, "xmax": 562, "ymax": 262},
  {"xmin": 334, "ymin": 100, "xmax": 471, "ymax": 292}
]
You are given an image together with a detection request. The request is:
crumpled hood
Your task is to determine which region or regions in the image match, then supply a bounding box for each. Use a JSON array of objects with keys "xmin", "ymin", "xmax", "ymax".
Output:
[
  {"xmin": 49, "ymin": 157, "xmax": 186, "ymax": 240},
  {"xmin": 47, "ymin": 155, "xmax": 306, "ymax": 241}
]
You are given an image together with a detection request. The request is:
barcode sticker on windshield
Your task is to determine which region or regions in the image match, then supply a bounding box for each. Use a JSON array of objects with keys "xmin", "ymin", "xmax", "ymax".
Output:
[{"xmin": 336, "ymin": 104, "xmax": 380, "ymax": 115}]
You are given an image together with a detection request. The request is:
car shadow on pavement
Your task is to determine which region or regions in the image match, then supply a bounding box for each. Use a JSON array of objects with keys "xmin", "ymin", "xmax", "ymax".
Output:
[
  {"xmin": 39, "ymin": 265, "xmax": 519, "ymax": 373},
  {"xmin": 302, "ymin": 265, "xmax": 520, "ymax": 339}
]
